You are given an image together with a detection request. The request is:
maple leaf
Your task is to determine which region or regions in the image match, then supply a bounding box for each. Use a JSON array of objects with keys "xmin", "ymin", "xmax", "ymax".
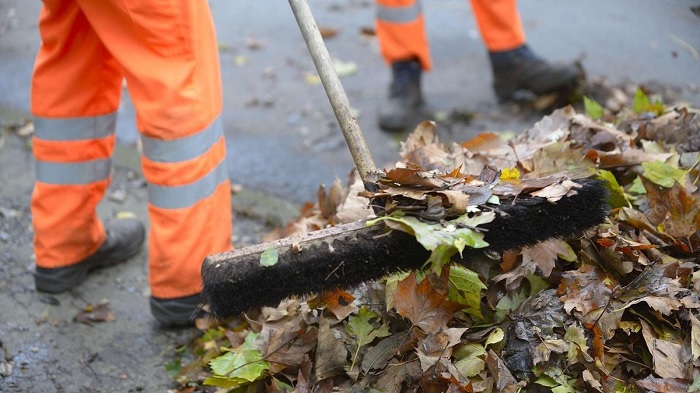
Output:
[
  {"xmin": 641, "ymin": 177, "xmax": 700, "ymax": 238},
  {"xmin": 344, "ymin": 307, "xmax": 391, "ymax": 371},
  {"xmin": 557, "ymin": 264, "xmax": 616, "ymax": 316},
  {"xmin": 206, "ymin": 332, "xmax": 269, "ymax": 387},
  {"xmin": 394, "ymin": 271, "xmax": 464, "ymax": 334},
  {"xmin": 523, "ymin": 239, "xmax": 577, "ymax": 277}
]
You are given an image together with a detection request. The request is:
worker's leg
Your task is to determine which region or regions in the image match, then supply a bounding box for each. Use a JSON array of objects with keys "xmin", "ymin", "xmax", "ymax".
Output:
[
  {"xmin": 31, "ymin": 0, "xmax": 145, "ymax": 293},
  {"xmin": 469, "ymin": 0, "xmax": 525, "ymax": 52},
  {"xmin": 77, "ymin": 0, "xmax": 232, "ymax": 325},
  {"xmin": 375, "ymin": 0, "xmax": 430, "ymax": 131},
  {"xmin": 470, "ymin": 0, "xmax": 582, "ymax": 101}
]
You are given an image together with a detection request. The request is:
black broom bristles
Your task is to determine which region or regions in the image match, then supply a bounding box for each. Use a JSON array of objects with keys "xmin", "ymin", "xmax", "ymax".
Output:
[{"xmin": 202, "ymin": 179, "xmax": 609, "ymax": 319}]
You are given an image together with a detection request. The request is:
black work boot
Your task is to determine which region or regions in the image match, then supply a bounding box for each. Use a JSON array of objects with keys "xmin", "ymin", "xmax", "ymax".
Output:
[
  {"xmin": 378, "ymin": 59, "xmax": 424, "ymax": 132},
  {"xmin": 35, "ymin": 217, "xmax": 145, "ymax": 293},
  {"xmin": 489, "ymin": 44, "xmax": 582, "ymax": 102},
  {"xmin": 150, "ymin": 293, "xmax": 204, "ymax": 327}
]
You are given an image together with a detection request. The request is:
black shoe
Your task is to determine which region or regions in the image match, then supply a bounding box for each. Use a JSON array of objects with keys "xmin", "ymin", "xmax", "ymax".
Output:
[
  {"xmin": 35, "ymin": 217, "xmax": 145, "ymax": 293},
  {"xmin": 490, "ymin": 44, "xmax": 583, "ymax": 102},
  {"xmin": 378, "ymin": 59, "xmax": 424, "ymax": 132},
  {"xmin": 150, "ymin": 294, "xmax": 203, "ymax": 327}
]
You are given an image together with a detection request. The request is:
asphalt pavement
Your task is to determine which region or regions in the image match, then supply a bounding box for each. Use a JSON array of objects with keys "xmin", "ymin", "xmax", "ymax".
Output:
[{"xmin": 0, "ymin": 1, "xmax": 698, "ymax": 391}]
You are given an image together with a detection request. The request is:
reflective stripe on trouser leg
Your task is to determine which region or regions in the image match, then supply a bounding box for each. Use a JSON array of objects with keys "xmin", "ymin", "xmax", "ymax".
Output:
[
  {"xmin": 31, "ymin": 115, "xmax": 117, "ymax": 267},
  {"xmin": 72, "ymin": 0, "xmax": 230, "ymax": 298},
  {"xmin": 375, "ymin": 0, "xmax": 432, "ymax": 70},
  {"xmin": 469, "ymin": 0, "xmax": 525, "ymax": 51},
  {"xmin": 142, "ymin": 117, "xmax": 232, "ymax": 299},
  {"xmin": 31, "ymin": 1, "xmax": 123, "ymax": 269}
]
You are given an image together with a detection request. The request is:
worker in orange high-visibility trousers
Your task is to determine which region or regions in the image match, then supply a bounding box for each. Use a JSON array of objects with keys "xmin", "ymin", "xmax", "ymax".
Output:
[
  {"xmin": 31, "ymin": 0, "xmax": 233, "ymax": 327},
  {"xmin": 375, "ymin": 0, "xmax": 583, "ymax": 131}
]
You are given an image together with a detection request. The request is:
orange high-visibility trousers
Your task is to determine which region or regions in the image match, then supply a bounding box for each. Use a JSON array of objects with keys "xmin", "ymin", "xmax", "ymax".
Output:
[
  {"xmin": 375, "ymin": 0, "xmax": 526, "ymax": 69},
  {"xmin": 31, "ymin": 0, "xmax": 232, "ymax": 299}
]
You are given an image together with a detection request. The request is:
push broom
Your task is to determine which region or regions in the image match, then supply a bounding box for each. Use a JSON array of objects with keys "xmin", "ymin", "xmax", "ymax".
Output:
[{"xmin": 201, "ymin": 0, "xmax": 608, "ymax": 319}]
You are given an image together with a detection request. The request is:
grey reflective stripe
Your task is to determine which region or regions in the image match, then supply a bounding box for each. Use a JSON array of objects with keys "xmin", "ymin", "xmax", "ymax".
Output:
[
  {"xmin": 147, "ymin": 160, "xmax": 228, "ymax": 209},
  {"xmin": 35, "ymin": 159, "xmax": 111, "ymax": 185},
  {"xmin": 141, "ymin": 117, "xmax": 224, "ymax": 163},
  {"xmin": 376, "ymin": 1, "xmax": 422, "ymax": 23},
  {"xmin": 33, "ymin": 113, "xmax": 116, "ymax": 141}
]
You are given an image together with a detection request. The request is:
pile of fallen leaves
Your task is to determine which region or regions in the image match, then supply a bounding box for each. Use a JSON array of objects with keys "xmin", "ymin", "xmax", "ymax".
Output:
[{"xmin": 169, "ymin": 90, "xmax": 700, "ymax": 393}]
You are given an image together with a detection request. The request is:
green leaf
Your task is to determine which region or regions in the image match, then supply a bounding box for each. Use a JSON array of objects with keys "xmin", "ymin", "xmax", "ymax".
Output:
[
  {"xmin": 633, "ymin": 88, "xmax": 664, "ymax": 115},
  {"xmin": 494, "ymin": 289, "xmax": 528, "ymax": 322},
  {"xmin": 641, "ymin": 161, "xmax": 687, "ymax": 188},
  {"xmin": 345, "ymin": 307, "xmax": 391, "ymax": 349},
  {"xmin": 628, "ymin": 176, "xmax": 646, "ymax": 195},
  {"xmin": 485, "ymin": 328, "xmax": 504, "ymax": 348},
  {"xmin": 448, "ymin": 265, "xmax": 486, "ymax": 319},
  {"xmin": 203, "ymin": 375, "xmax": 248, "ymax": 389},
  {"xmin": 453, "ymin": 343, "xmax": 486, "ymax": 377},
  {"xmin": 535, "ymin": 375, "xmax": 559, "ymax": 388},
  {"xmin": 525, "ymin": 274, "xmax": 551, "ymax": 297},
  {"xmin": 583, "ymin": 96, "xmax": 604, "ymax": 119},
  {"xmin": 595, "ymin": 169, "xmax": 631, "ymax": 208},
  {"xmin": 454, "ymin": 355, "xmax": 485, "ymax": 378},
  {"xmin": 259, "ymin": 247, "xmax": 279, "ymax": 267},
  {"xmin": 208, "ymin": 332, "xmax": 269, "ymax": 383},
  {"xmin": 368, "ymin": 211, "xmax": 493, "ymax": 272},
  {"xmin": 164, "ymin": 359, "xmax": 181, "ymax": 379},
  {"xmin": 345, "ymin": 307, "xmax": 391, "ymax": 370},
  {"xmin": 633, "ymin": 88, "xmax": 650, "ymax": 114}
]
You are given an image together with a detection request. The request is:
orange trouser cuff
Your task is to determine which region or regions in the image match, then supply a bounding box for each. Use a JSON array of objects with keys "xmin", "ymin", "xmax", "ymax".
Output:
[{"xmin": 148, "ymin": 180, "xmax": 233, "ymax": 299}]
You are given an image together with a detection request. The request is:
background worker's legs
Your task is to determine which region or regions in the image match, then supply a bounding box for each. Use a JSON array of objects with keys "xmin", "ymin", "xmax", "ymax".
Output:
[
  {"xmin": 374, "ymin": 0, "xmax": 583, "ymax": 131},
  {"xmin": 77, "ymin": 0, "xmax": 232, "ymax": 324},
  {"xmin": 375, "ymin": 0, "xmax": 429, "ymax": 131},
  {"xmin": 470, "ymin": 0, "xmax": 582, "ymax": 101}
]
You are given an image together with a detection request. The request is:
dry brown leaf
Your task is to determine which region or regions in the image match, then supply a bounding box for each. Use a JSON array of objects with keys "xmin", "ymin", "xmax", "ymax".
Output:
[
  {"xmin": 634, "ymin": 375, "xmax": 689, "ymax": 393},
  {"xmin": 642, "ymin": 177, "xmax": 700, "ymax": 239},
  {"xmin": 394, "ymin": 272, "xmax": 464, "ymax": 334},
  {"xmin": 73, "ymin": 302, "xmax": 115, "ymax": 325},
  {"xmin": 557, "ymin": 264, "xmax": 616, "ymax": 316},
  {"xmin": 640, "ymin": 319, "xmax": 692, "ymax": 379}
]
